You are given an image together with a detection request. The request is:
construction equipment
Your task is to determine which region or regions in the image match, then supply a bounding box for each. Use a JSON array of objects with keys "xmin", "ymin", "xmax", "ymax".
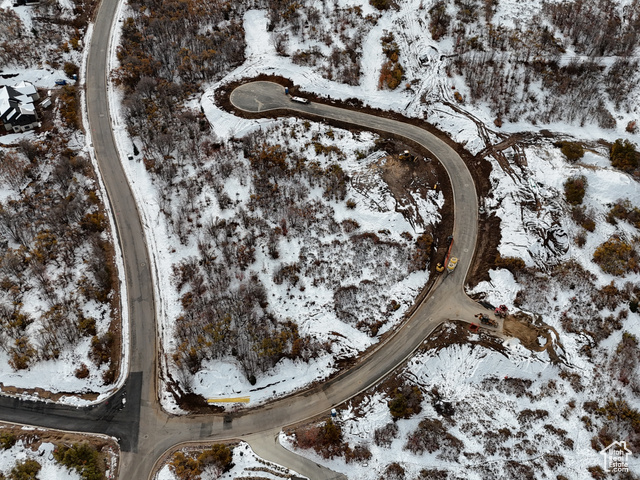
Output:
[
  {"xmin": 447, "ymin": 256, "xmax": 458, "ymax": 273},
  {"xmin": 475, "ymin": 313, "xmax": 498, "ymax": 328},
  {"xmin": 399, "ymin": 150, "xmax": 414, "ymax": 161},
  {"xmin": 435, "ymin": 235, "xmax": 454, "ymax": 275},
  {"xmin": 494, "ymin": 304, "xmax": 508, "ymax": 318}
]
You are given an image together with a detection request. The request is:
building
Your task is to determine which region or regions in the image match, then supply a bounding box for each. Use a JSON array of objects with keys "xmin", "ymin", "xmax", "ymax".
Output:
[{"xmin": 0, "ymin": 81, "xmax": 40, "ymax": 133}]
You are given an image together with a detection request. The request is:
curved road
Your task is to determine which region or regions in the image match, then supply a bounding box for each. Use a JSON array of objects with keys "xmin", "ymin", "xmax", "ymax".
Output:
[{"xmin": 0, "ymin": 5, "xmax": 500, "ymax": 479}]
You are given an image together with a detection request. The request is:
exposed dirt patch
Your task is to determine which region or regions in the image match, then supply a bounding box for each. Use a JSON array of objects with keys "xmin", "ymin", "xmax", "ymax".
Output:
[
  {"xmin": 0, "ymin": 385, "xmax": 100, "ymax": 402},
  {"xmin": 503, "ymin": 316, "xmax": 547, "ymax": 352},
  {"xmin": 374, "ymin": 140, "xmax": 454, "ymax": 279},
  {"xmin": 417, "ymin": 320, "xmax": 506, "ymax": 355},
  {"xmin": 503, "ymin": 313, "xmax": 565, "ymax": 364}
]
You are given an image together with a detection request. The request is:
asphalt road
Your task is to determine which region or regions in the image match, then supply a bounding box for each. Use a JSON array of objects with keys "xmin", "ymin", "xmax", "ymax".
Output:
[{"xmin": 0, "ymin": 13, "xmax": 499, "ymax": 480}]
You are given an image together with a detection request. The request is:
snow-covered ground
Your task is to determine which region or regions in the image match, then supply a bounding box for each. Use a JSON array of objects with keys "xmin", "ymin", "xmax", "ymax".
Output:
[
  {"xmin": 282, "ymin": 321, "xmax": 640, "ymax": 479},
  {"xmin": 0, "ymin": 425, "xmax": 118, "ymax": 480},
  {"xmin": 480, "ymin": 143, "xmax": 640, "ymax": 279},
  {"xmin": 155, "ymin": 442, "xmax": 303, "ymax": 480},
  {"xmin": 0, "ymin": 441, "xmax": 82, "ymax": 479}
]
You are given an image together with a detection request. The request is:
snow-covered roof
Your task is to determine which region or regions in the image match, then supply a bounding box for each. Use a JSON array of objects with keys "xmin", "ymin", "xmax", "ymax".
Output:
[
  {"xmin": 0, "ymin": 87, "xmax": 13, "ymax": 117},
  {"xmin": 14, "ymin": 80, "xmax": 37, "ymax": 97},
  {"xmin": 0, "ymin": 82, "xmax": 38, "ymax": 126}
]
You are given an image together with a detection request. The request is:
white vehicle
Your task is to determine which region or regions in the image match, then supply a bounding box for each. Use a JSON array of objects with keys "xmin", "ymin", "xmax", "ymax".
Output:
[{"xmin": 290, "ymin": 96, "xmax": 310, "ymax": 104}]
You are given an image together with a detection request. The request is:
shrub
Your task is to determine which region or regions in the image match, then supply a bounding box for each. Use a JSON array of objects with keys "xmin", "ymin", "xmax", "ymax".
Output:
[
  {"xmin": 341, "ymin": 218, "xmax": 360, "ymax": 233},
  {"xmin": 587, "ymin": 465, "xmax": 606, "ymax": 479},
  {"xmin": 78, "ymin": 316, "xmax": 97, "ymax": 336},
  {"xmin": 417, "ymin": 469, "xmax": 448, "ymax": 480},
  {"xmin": 597, "ymin": 398, "xmax": 640, "ymax": 433},
  {"xmin": 273, "ymin": 263, "xmax": 300, "ymax": 286},
  {"xmin": 63, "ymin": 62, "xmax": 79, "ymax": 79},
  {"xmin": 80, "ymin": 212, "xmax": 106, "ymax": 232},
  {"xmin": 346, "ymin": 198, "xmax": 356, "ymax": 209},
  {"xmin": 9, "ymin": 459, "xmax": 41, "ymax": 480},
  {"xmin": 560, "ymin": 142, "xmax": 585, "ymax": 161},
  {"xmin": 0, "ymin": 431, "xmax": 16, "ymax": 450},
  {"xmin": 379, "ymin": 60, "xmax": 404, "ymax": 90},
  {"xmin": 564, "ymin": 175, "xmax": 587, "ymax": 205},
  {"xmin": 294, "ymin": 424, "xmax": 320, "ymax": 450},
  {"xmin": 593, "ymin": 236, "xmax": 637, "ymax": 276},
  {"xmin": 606, "ymin": 199, "xmax": 640, "ymax": 229},
  {"xmin": 315, "ymin": 420, "xmax": 343, "ymax": 458},
  {"xmin": 369, "ymin": 0, "xmax": 392, "ymax": 10},
  {"xmin": 292, "ymin": 420, "xmax": 346, "ymax": 459},
  {"xmin": 610, "ymin": 139, "xmax": 638, "ymax": 172},
  {"xmin": 102, "ymin": 364, "xmax": 117, "ymax": 385},
  {"xmin": 170, "ymin": 451, "xmax": 201, "ymax": 480},
  {"xmin": 388, "ymin": 384, "xmax": 423, "ymax": 419},
  {"xmin": 197, "ymin": 444, "xmax": 233, "ymax": 475},
  {"xmin": 74, "ymin": 363, "xmax": 90, "ymax": 379},
  {"xmin": 495, "ymin": 254, "xmax": 525, "ymax": 273},
  {"xmin": 616, "ymin": 331, "xmax": 638, "ymax": 354},
  {"xmin": 429, "ymin": 1, "xmax": 451, "ymax": 40},
  {"xmin": 374, "ymin": 422, "xmax": 398, "ymax": 447},
  {"xmin": 8, "ymin": 337, "xmax": 37, "ymax": 371},
  {"xmin": 344, "ymin": 444, "xmax": 372, "ymax": 463},
  {"xmin": 581, "ymin": 218, "xmax": 596, "ymax": 232},
  {"xmin": 53, "ymin": 443, "xmax": 102, "ymax": 480},
  {"xmin": 90, "ymin": 332, "xmax": 114, "ymax": 366},
  {"xmin": 517, "ymin": 409, "xmax": 549, "ymax": 425},
  {"xmin": 572, "ymin": 206, "xmax": 596, "ymax": 231},
  {"xmin": 405, "ymin": 418, "xmax": 463, "ymax": 455},
  {"xmin": 59, "ymin": 85, "xmax": 80, "ymax": 129},
  {"xmin": 379, "ymin": 462, "xmax": 405, "ymax": 480}
]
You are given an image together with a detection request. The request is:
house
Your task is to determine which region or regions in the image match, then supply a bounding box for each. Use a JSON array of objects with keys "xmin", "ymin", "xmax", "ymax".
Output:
[{"xmin": 0, "ymin": 81, "xmax": 40, "ymax": 133}]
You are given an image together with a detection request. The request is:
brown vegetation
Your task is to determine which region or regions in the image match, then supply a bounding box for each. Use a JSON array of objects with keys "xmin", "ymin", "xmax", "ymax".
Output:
[
  {"xmin": 564, "ymin": 175, "xmax": 587, "ymax": 206},
  {"xmin": 0, "ymin": 137, "xmax": 119, "ymax": 380},
  {"xmin": 378, "ymin": 31, "xmax": 404, "ymax": 90},
  {"xmin": 169, "ymin": 444, "xmax": 233, "ymax": 480},
  {"xmin": 593, "ymin": 235, "xmax": 638, "ymax": 276}
]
